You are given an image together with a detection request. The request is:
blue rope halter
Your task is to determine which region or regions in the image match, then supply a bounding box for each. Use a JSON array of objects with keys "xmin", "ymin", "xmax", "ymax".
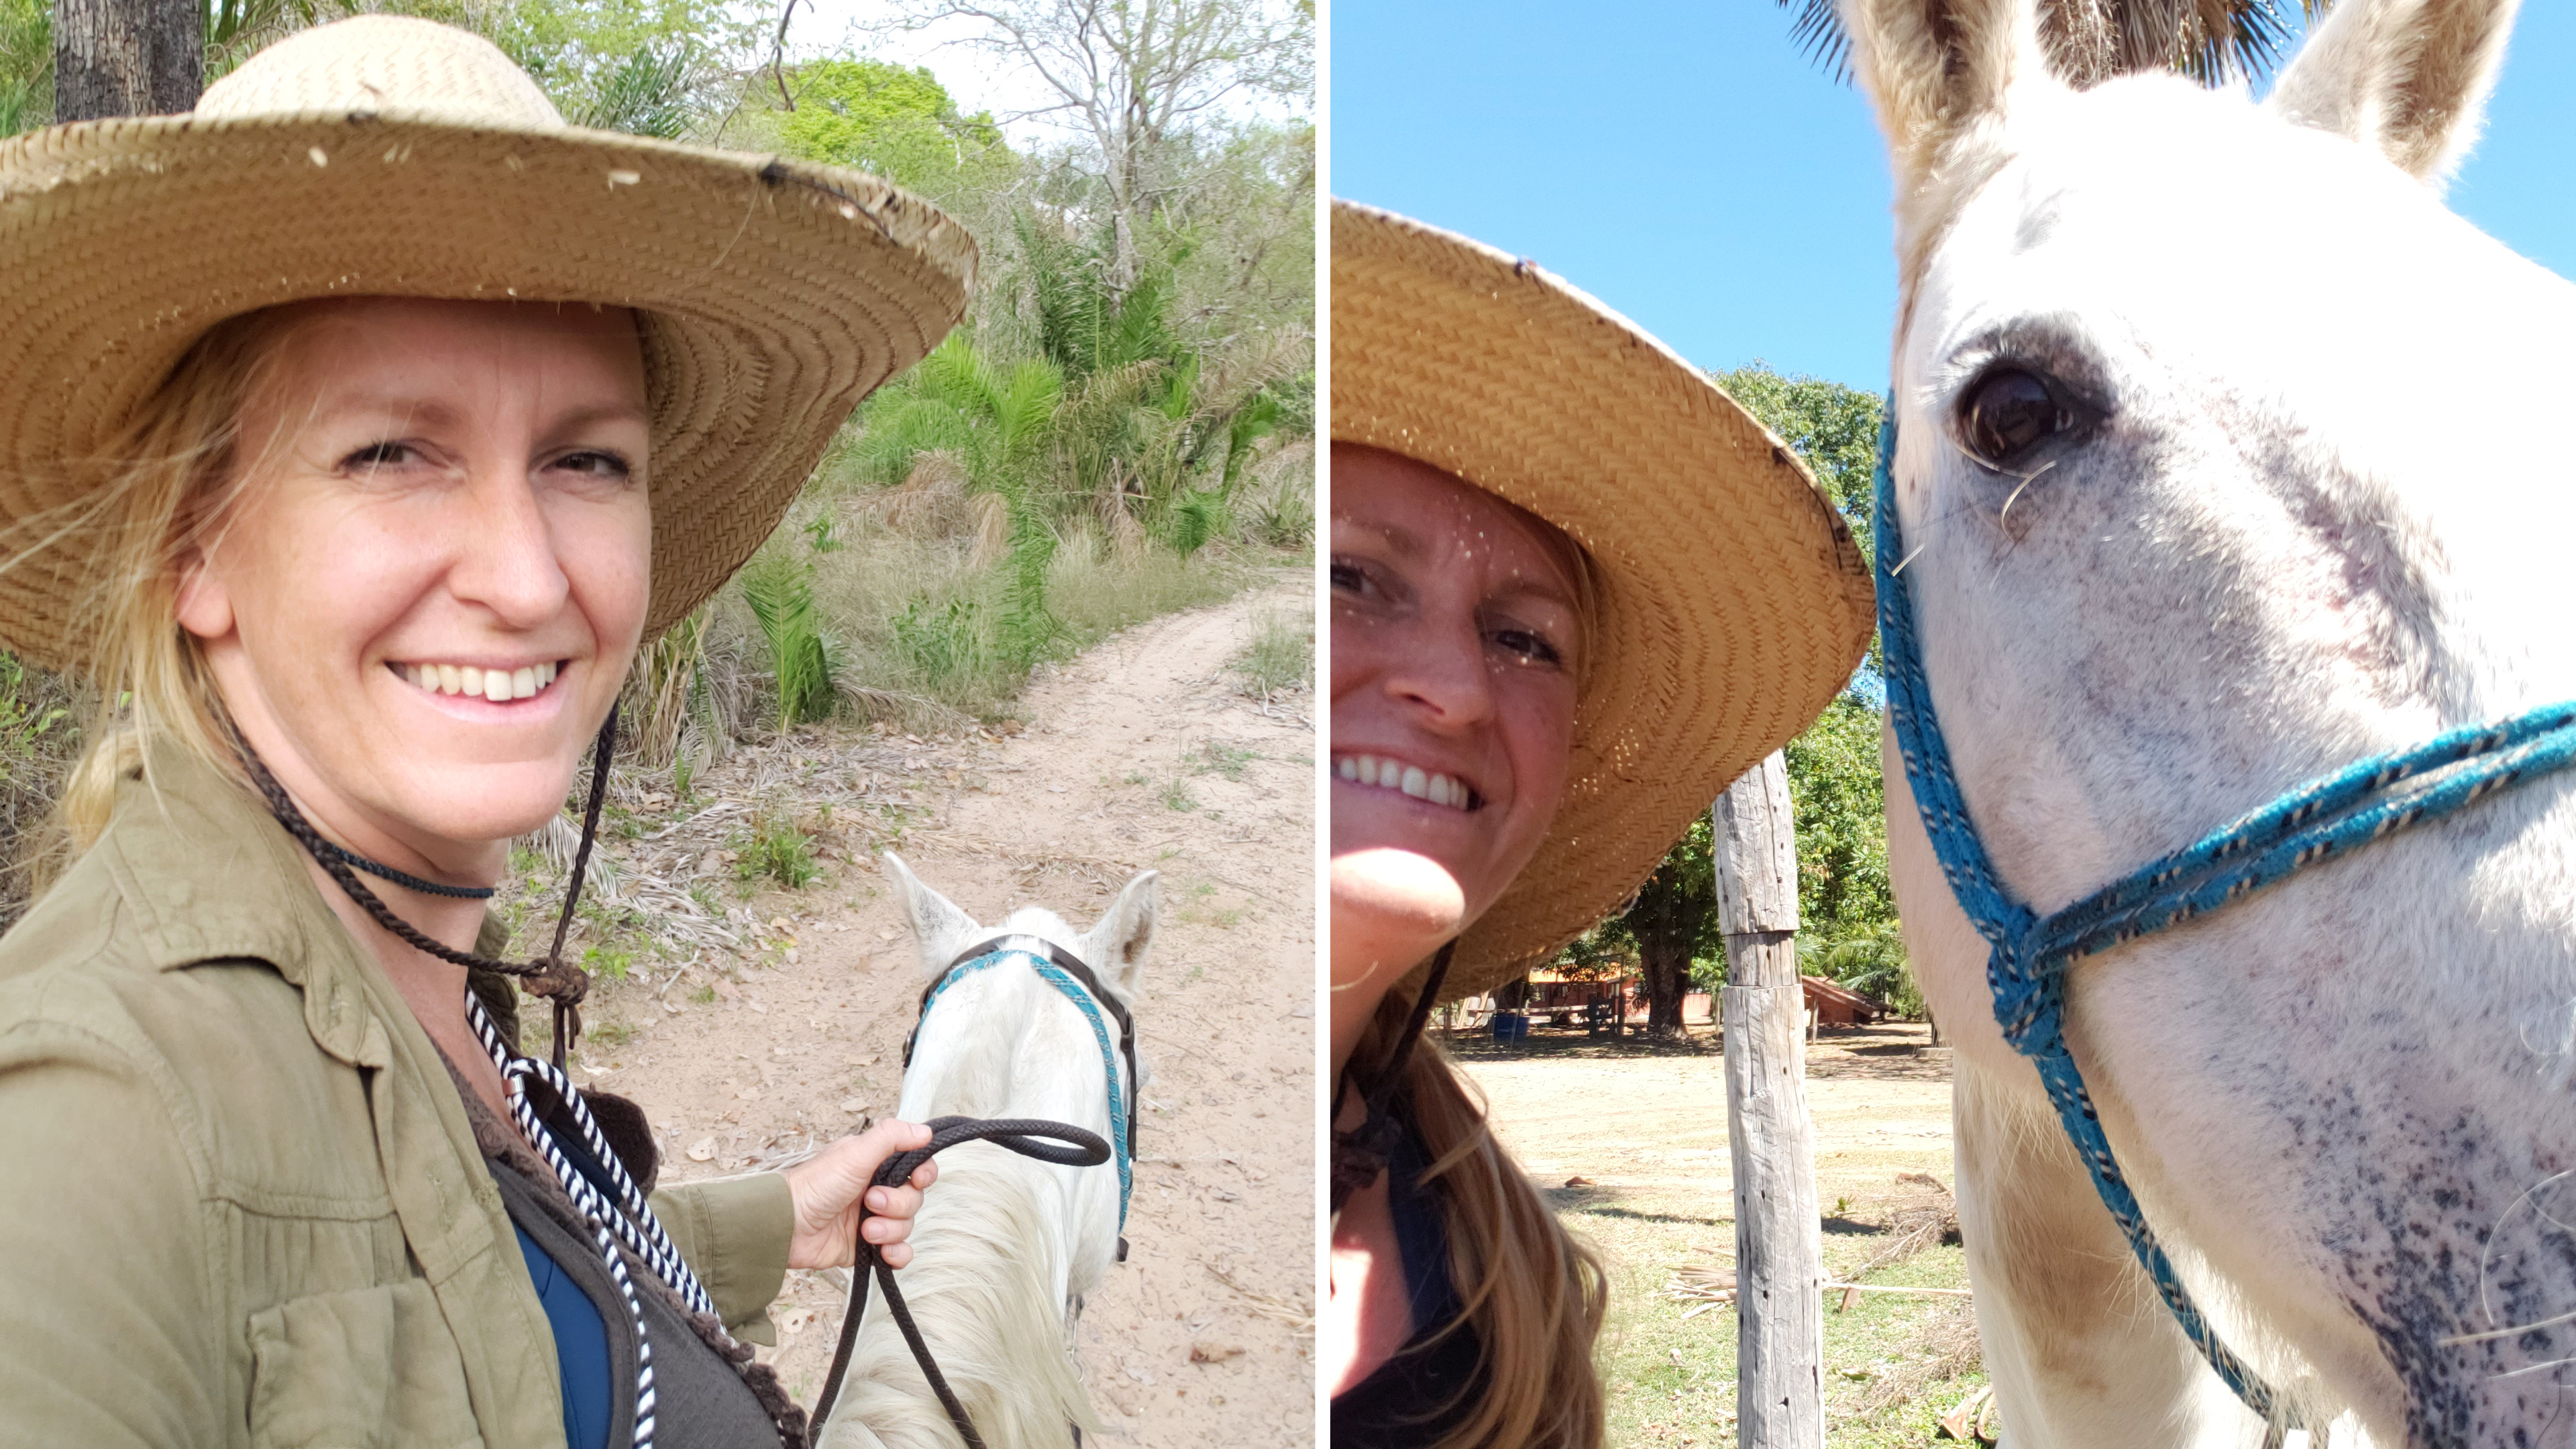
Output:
[
  {"xmin": 915, "ymin": 940, "xmax": 1135, "ymax": 1225},
  {"xmin": 1872, "ymin": 396, "xmax": 2576, "ymax": 1423}
]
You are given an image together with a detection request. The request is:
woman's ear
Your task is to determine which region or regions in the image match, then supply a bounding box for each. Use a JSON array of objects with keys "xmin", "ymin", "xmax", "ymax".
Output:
[{"xmin": 172, "ymin": 543, "xmax": 235, "ymax": 644}]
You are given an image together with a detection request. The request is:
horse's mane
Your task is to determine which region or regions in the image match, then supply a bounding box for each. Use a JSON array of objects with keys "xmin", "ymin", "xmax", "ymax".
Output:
[{"xmin": 818, "ymin": 1145, "xmax": 1095, "ymax": 1448}]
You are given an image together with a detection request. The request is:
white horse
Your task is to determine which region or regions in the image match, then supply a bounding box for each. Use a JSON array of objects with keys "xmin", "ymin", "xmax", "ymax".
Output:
[
  {"xmin": 814, "ymin": 853, "xmax": 1156, "ymax": 1449},
  {"xmin": 1844, "ymin": 0, "xmax": 2576, "ymax": 1441}
]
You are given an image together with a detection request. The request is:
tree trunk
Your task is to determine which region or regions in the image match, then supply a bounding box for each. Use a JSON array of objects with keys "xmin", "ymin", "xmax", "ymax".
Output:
[
  {"xmin": 1635, "ymin": 925, "xmax": 1692, "ymax": 1038},
  {"xmin": 1714, "ymin": 755, "xmax": 1825, "ymax": 1449},
  {"xmin": 54, "ymin": 0, "xmax": 199, "ymax": 121}
]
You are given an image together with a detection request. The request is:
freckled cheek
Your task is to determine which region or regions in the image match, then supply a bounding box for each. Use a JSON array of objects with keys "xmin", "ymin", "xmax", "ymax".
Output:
[
  {"xmin": 1499, "ymin": 682, "xmax": 1580, "ymax": 813},
  {"xmin": 566, "ymin": 500, "xmax": 655, "ymax": 651}
]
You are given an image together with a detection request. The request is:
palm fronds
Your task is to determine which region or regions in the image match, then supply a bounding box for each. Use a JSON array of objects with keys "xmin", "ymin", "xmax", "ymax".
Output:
[
  {"xmin": 571, "ymin": 40, "xmax": 706, "ymax": 140},
  {"xmin": 1779, "ymin": 0, "xmax": 2332, "ymax": 87},
  {"xmin": 739, "ymin": 553, "xmax": 835, "ymax": 731}
]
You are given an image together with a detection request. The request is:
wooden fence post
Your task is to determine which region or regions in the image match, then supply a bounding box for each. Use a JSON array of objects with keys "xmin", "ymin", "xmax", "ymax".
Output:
[{"xmin": 1715, "ymin": 750, "xmax": 1824, "ymax": 1448}]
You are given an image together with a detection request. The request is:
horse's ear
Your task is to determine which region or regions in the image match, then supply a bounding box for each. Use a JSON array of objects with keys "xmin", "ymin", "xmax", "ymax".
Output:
[
  {"xmin": 881, "ymin": 851, "xmax": 980, "ymax": 977},
  {"xmin": 2268, "ymin": 0, "xmax": 2517, "ymax": 188},
  {"xmin": 1838, "ymin": 0, "xmax": 2047, "ymax": 199},
  {"xmin": 1083, "ymin": 870, "xmax": 1159, "ymax": 998}
]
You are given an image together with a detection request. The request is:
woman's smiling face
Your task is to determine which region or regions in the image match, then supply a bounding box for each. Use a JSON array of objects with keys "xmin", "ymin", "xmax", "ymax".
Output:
[
  {"xmin": 177, "ymin": 297, "xmax": 653, "ymax": 869},
  {"xmin": 1330, "ymin": 444, "xmax": 1586, "ymax": 1018}
]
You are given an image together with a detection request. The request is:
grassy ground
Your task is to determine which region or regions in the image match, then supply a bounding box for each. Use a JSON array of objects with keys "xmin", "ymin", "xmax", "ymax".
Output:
[{"xmin": 1447, "ymin": 1024, "xmax": 1989, "ymax": 1447}]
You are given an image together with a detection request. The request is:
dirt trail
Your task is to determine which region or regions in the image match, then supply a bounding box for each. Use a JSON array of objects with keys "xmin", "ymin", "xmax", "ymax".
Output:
[{"xmin": 569, "ymin": 578, "xmax": 1315, "ymax": 1446}]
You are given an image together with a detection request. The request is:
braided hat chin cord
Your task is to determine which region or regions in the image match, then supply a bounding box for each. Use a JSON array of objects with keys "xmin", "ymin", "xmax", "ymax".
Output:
[
  {"xmin": 1330, "ymin": 940, "xmax": 1455, "ymax": 1217},
  {"xmin": 239, "ymin": 703, "xmax": 620, "ymax": 1070}
]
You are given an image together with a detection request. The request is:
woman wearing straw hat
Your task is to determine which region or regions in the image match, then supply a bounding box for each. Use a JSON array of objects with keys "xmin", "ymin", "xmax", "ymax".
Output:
[
  {"xmin": 1328, "ymin": 200, "xmax": 1875, "ymax": 1448},
  {"xmin": 0, "ymin": 17, "xmax": 974, "ymax": 1448}
]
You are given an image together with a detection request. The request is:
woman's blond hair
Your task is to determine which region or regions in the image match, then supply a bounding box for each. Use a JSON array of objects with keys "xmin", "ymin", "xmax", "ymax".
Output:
[
  {"xmin": 1348, "ymin": 989, "xmax": 1609, "ymax": 1449},
  {"xmin": 17, "ymin": 310, "xmax": 294, "ymax": 890}
]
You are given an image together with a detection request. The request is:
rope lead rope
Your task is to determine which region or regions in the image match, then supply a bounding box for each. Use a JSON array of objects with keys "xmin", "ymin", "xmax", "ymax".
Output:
[{"xmin": 1872, "ymin": 396, "xmax": 2576, "ymax": 1427}]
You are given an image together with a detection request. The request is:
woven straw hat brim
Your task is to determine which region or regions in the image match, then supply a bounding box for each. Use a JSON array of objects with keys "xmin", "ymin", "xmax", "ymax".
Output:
[
  {"xmin": 0, "ymin": 109, "xmax": 974, "ymax": 669},
  {"xmin": 1332, "ymin": 201, "xmax": 1875, "ymax": 1004}
]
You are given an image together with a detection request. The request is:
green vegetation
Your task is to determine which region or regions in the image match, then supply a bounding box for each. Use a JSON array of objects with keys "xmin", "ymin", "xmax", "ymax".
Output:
[
  {"xmin": 1193, "ymin": 740, "xmax": 1255, "ymax": 781},
  {"xmin": 1228, "ymin": 606, "xmax": 1313, "ymax": 698},
  {"xmin": 0, "ymin": 653, "xmax": 77, "ymax": 929},
  {"xmin": 735, "ymin": 812, "xmax": 820, "ymax": 891},
  {"xmin": 772, "ymin": 58, "xmax": 1010, "ymax": 193},
  {"xmin": 739, "ymin": 552, "xmax": 835, "ymax": 732},
  {"xmin": 581, "ymin": 942, "xmax": 637, "ymax": 983}
]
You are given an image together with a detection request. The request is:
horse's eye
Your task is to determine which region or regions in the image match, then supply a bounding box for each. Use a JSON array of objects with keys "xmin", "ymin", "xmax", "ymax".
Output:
[{"xmin": 1959, "ymin": 367, "xmax": 2079, "ymax": 470}]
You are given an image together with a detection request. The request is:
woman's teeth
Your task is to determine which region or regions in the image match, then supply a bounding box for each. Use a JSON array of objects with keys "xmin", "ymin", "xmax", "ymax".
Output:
[
  {"xmin": 403, "ymin": 660, "xmax": 559, "ymax": 702},
  {"xmin": 1336, "ymin": 754, "xmax": 1475, "ymax": 810}
]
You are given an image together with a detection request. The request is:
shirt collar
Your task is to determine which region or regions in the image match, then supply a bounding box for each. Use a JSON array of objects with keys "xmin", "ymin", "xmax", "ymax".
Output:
[{"xmin": 95, "ymin": 739, "xmax": 392, "ymax": 1068}]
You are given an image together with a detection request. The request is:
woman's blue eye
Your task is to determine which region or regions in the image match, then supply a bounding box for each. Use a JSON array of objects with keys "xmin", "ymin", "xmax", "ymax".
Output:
[
  {"xmin": 555, "ymin": 450, "xmax": 631, "ymax": 478},
  {"xmin": 341, "ymin": 441, "xmax": 415, "ymax": 469},
  {"xmin": 1491, "ymin": 627, "xmax": 1562, "ymax": 666}
]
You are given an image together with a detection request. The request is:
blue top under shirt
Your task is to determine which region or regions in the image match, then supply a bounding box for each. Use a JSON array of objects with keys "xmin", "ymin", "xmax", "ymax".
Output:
[
  {"xmin": 509, "ymin": 1109, "xmax": 629, "ymax": 1449},
  {"xmin": 517, "ymin": 1224, "xmax": 614, "ymax": 1449}
]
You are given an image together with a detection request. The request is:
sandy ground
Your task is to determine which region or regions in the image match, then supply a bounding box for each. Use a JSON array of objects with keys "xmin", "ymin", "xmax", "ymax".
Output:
[{"xmin": 559, "ymin": 580, "xmax": 1316, "ymax": 1446}]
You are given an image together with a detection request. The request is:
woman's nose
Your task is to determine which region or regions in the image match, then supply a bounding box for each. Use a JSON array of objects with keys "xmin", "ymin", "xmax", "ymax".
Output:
[
  {"xmin": 444, "ymin": 466, "xmax": 570, "ymax": 627},
  {"xmin": 1382, "ymin": 609, "xmax": 1495, "ymax": 729}
]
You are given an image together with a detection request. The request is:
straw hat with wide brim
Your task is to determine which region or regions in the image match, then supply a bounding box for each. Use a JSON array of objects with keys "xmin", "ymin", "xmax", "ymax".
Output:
[
  {"xmin": 1333, "ymin": 200, "xmax": 1875, "ymax": 1003},
  {"xmin": 0, "ymin": 14, "xmax": 975, "ymax": 670}
]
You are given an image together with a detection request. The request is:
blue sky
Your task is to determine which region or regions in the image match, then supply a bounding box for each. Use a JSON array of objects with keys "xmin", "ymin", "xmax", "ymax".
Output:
[{"xmin": 1331, "ymin": 1, "xmax": 2576, "ymax": 392}]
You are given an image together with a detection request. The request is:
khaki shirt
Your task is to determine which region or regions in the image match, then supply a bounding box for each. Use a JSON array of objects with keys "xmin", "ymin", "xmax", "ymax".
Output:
[{"xmin": 0, "ymin": 745, "xmax": 792, "ymax": 1448}]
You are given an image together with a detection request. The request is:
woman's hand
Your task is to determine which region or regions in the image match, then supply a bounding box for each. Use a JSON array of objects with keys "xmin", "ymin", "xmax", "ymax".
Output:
[{"xmin": 781, "ymin": 1119, "xmax": 941, "ymax": 1269}]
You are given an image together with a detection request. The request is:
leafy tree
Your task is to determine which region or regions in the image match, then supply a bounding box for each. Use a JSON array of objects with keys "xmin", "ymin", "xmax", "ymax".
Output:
[
  {"xmin": 773, "ymin": 58, "xmax": 1012, "ymax": 193},
  {"xmin": 1624, "ymin": 813, "xmax": 1721, "ymax": 1037},
  {"xmin": 1782, "ymin": 695, "xmax": 1894, "ymax": 947},
  {"xmin": 478, "ymin": 0, "xmax": 751, "ymax": 111},
  {"xmin": 1548, "ymin": 814, "xmax": 1721, "ymax": 1039}
]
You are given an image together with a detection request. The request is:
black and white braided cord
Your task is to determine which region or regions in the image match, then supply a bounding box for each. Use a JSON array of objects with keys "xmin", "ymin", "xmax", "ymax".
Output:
[{"xmin": 468, "ymin": 992, "xmax": 719, "ymax": 1449}]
